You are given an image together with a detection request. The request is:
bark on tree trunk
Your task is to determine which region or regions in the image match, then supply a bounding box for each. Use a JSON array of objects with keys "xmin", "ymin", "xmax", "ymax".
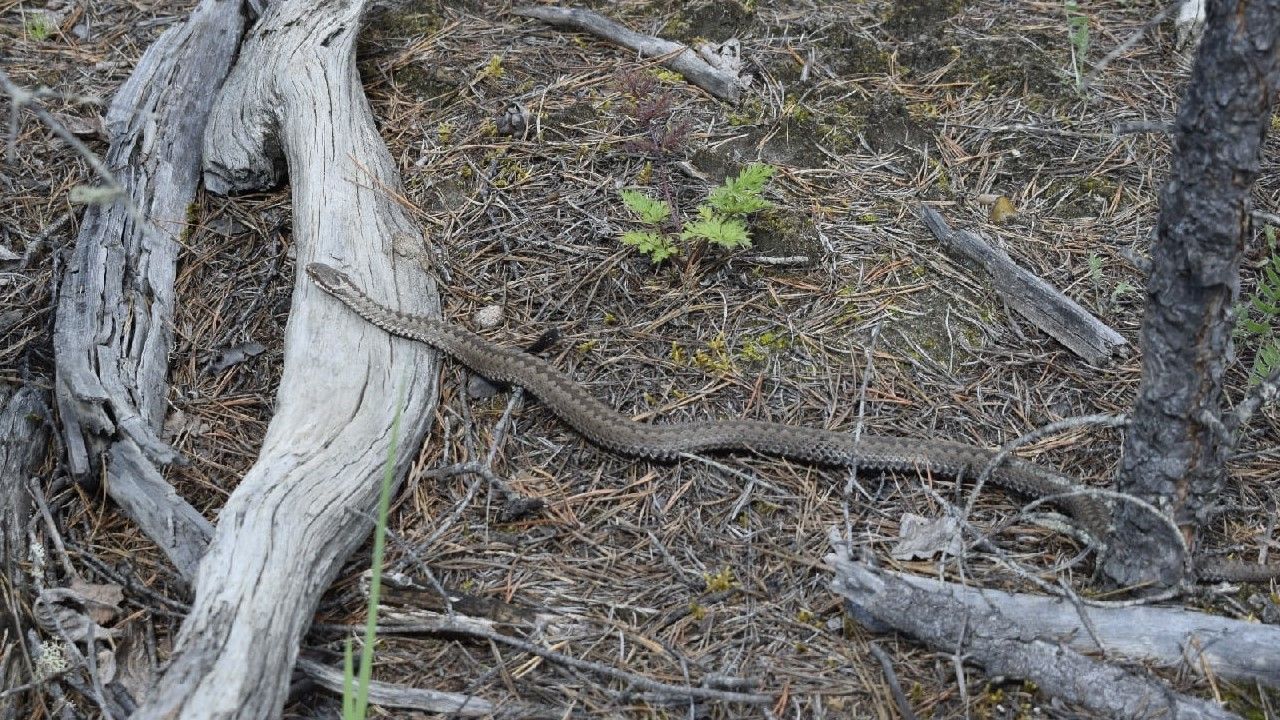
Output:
[
  {"xmin": 130, "ymin": 0, "xmax": 440, "ymax": 716},
  {"xmin": 1105, "ymin": 0, "xmax": 1280, "ymax": 587}
]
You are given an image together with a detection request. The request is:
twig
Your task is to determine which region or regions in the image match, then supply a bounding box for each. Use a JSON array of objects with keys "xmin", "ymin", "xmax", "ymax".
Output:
[
  {"xmin": 323, "ymin": 616, "xmax": 772, "ymax": 704},
  {"xmin": 738, "ymin": 254, "xmax": 812, "ymax": 266},
  {"xmin": 961, "ymin": 413, "xmax": 1128, "ymax": 547},
  {"xmin": 843, "ymin": 323, "xmax": 880, "ymax": 545},
  {"xmin": 0, "ymin": 69, "xmax": 126, "ymax": 206},
  {"xmin": 1082, "ymin": 1, "xmax": 1182, "ymax": 89},
  {"xmin": 867, "ymin": 643, "xmax": 918, "ymax": 720},
  {"xmin": 1113, "ymin": 120, "xmax": 1174, "ymax": 135},
  {"xmin": 1226, "ymin": 365, "xmax": 1280, "ymax": 441},
  {"xmin": 26, "ymin": 478, "xmax": 76, "ymax": 579},
  {"xmin": 948, "ymin": 122, "xmax": 1110, "ymax": 140},
  {"xmin": 1251, "ymin": 209, "xmax": 1280, "ymax": 227},
  {"xmin": 296, "ymin": 657, "xmax": 510, "ymax": 717}
]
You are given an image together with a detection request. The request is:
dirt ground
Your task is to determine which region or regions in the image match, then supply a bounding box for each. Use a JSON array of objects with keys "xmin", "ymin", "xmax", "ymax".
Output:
[{"xmin": 3, "ymin": 0, "xmax": 1279, "ymax": 717}]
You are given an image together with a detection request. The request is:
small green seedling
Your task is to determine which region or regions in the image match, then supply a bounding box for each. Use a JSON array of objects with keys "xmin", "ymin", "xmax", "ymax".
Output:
[
  {"xmin": 1064, "ymin": 0, "xmax": 1090, "ymax": 91},
  {"xmin": 1236, "ymin": 225, "xmax": 1280, "ymax": 384},
  {"xmin": 26, "ymin": 12, "xmax": 52, "ymax": 41},
  {"xmin": 618, "ymin": 163, "xmax": 776, "ymax": 263}
]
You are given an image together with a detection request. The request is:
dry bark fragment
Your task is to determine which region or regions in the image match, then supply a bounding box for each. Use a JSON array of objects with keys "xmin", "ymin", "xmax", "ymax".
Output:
[
  {"xmin": 0, "ymin": 385, "xmax": 46, "ymax": 716},
  {"xmin": 512, "ymin": 5, "xmax": 744, "ymax": 103}
]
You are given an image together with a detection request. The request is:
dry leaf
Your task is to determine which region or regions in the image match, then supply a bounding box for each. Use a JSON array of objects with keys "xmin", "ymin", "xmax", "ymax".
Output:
[
  {"xmin": 989, "ymin": 195, "xmax": 1017, "ymax": 223},
  {"xmin": 69, "ymin": 579, "xmax": 124, "ymax": 625},
  {"xmin": 36, "ymin": 581, "xmax": 124, "ymax": 641}
]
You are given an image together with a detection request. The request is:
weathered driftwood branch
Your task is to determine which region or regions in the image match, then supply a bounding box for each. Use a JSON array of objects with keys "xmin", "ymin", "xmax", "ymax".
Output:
[
  {"xmin": 827, "ymin": 532, "xmax": 1273, "ymax": 719},
  {"xmin": 0, "ymin": 386, "xmax": 45, "ymax": 712},
  {"xmin": 511, "ymin": 5, "xmax": 744, "ymax": 103},
  {"xmin": 52, "ymin": 0, "xmax": 243, "ymax": 581},
  {"xmin": 131, "ymin": 0, "xmax": 440, "ymax": 716},
  {"xmin": 918, "ymin": 205, "xmax": 1128, "ymax": 364},
  {"xmin": 0, "ymin": 387, "xmax": 44, "ymax": 571}
]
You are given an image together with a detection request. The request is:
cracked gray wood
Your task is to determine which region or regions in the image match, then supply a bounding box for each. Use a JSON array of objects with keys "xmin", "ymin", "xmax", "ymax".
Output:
[
  {"xmin": 918, "ymin": 205, "xmax": 1128, "ymax": 364},
  {"xmin": 52, "ymin": 0, "xmax": 243, "ymax": 582},
  {"xmin": 130, "ymin": 0, "xmax": 440, "ymax": 716},
  {"xmin": 827, "ymin": 533, "xmax": 1269, "ymax": 719},
  {"xmin": 0, "ymin": 385, "xmax": 46, "ymax": 718},
  {"xmin": 512, "ymin": 5, "xmax": 744, "ymax": 103}
]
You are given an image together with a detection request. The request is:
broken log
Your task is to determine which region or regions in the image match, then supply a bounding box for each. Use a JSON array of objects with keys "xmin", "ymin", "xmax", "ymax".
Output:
[
  {"xmin": 512, "ymin": 5, "xmax": 745, "ymax": 103},
  {"xmin": 827, "ymin": 530, "xmax": 1272, "ymax": 719}
]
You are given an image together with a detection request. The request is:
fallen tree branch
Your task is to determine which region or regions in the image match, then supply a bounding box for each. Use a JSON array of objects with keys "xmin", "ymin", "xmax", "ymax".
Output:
[
  {"xmin": 918, "ymin": 205, "xmax": 1128, "ymax": 364},
  {"xmin": 130, "ymin": 0, "xmax": 441, "ymax": 715},
  {"xmin": 511, "ymin": 5, "xmax": 744, "ymax": 103},
  {"xmin": 827, "ymin": 530, "xmax": 1274, "ymax": 719},
  {"xmin": 0, "ymin": 386, "xmax": 46, "ymax": 713}
]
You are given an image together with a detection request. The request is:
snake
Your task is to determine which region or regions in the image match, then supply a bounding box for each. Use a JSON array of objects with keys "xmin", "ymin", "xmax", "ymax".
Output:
[{"xmin": 306, "ymin": 262, "xmax": 1276, "ymax": 584}]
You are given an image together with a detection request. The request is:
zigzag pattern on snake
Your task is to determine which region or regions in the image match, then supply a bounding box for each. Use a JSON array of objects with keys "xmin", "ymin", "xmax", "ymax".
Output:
[{"xmin": 306, "ymin": 262, "xmax": 1275, "ymax": 584}]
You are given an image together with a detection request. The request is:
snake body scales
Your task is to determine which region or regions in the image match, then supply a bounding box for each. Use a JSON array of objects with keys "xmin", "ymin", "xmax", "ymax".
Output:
[{"xmin": 306, "ymin": 263, "xmax": 1274, "ymax": 583}]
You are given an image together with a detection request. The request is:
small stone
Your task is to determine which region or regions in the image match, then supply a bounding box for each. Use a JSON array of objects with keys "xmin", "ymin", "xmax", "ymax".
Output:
[
  {"xmin": 495, "ymin": 101, "xmax": 531, "ymax": 137},
  {"xmin": 474, "ymin": 305, "xmax": 503, "ymax": 329}
]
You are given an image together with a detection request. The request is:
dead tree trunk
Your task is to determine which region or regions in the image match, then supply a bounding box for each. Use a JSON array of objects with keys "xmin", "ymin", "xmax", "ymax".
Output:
[
  {"xmin": 130, "ymin": 0, "xmax": 440, "ymax": 716},
  {"xmin": 1105, "ymin": 0, "xmax": 1280, "ymax": 587}
]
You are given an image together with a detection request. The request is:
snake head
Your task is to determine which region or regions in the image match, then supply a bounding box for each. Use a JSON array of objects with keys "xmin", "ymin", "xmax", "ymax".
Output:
[{"xmin": 305, "ymin": 263, "xmax": 352, "ymax": 291}]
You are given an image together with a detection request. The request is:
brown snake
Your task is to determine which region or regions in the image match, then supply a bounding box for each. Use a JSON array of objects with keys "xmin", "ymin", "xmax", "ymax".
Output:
[{"xmin": 307, "ymin": 263, "xmax": 1276, "ymax": 584}]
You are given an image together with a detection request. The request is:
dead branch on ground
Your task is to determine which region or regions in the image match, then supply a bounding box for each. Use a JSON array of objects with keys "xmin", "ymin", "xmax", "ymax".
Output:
[
  {"xmin": 130, "ymin": 0, "xmax": 440, "ymax": 714},
  {"xmin": 827, "ymin": 530, "xmax": 1276, "ymax": 719},
  {"xmin": 46, "ymin": 0, "xmax": 244, "ymax": 581},
  {"xmin": 919, "ymin": 205, "xmax": 1128, "ymax": 364},
  {"xmin": 511, "ymin": 5, "xmax": 745, "ymax": 103}
]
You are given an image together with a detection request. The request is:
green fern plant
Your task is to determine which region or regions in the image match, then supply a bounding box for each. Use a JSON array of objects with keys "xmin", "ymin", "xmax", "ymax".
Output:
[
  {"xmin": 681, "ymin": 206, "xmax": 751, "ymax": 248},
  {"xmin": 618, "ymin": 163, "xmax": 775, "ymax": 263},
  {"xmin": 618, "ymin": 190, "xmax": 680, "ymax": 262},
  {"xmin": 1237, "ymin": 225, "xmax": 1280, "ymax": 385},
  {"xmin": 704, "ymin": 162, "xmax": 774, "ymax": 216}
]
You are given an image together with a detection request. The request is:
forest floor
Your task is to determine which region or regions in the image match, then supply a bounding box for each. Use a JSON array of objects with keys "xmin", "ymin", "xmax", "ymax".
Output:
[{"xmin": 3, "ymin": 0, "xmax": 1279, "ymax": 717}]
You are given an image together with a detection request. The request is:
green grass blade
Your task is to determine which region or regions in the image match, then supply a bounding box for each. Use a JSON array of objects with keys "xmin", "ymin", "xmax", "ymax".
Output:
[
  {"xmin": 351, "ymin": 387, "xmax": 406, "ymax": 719},
  {"xmin": 342, "ymin": 637, "xmax": 355, "ymax": 718}
]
